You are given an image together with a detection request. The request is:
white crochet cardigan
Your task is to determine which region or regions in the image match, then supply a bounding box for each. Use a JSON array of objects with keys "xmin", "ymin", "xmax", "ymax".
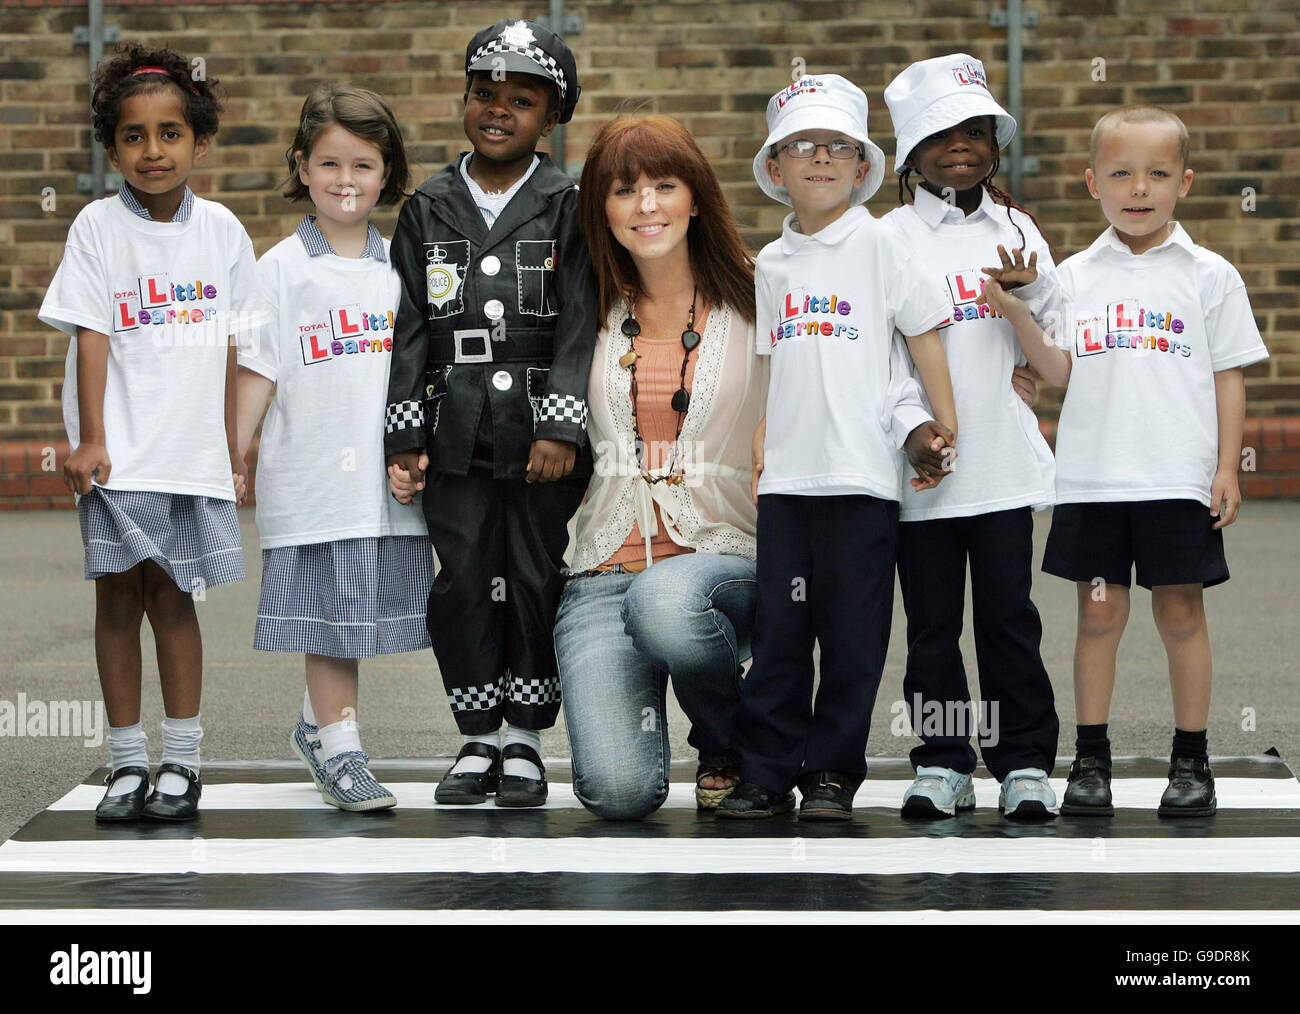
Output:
[{"xmin": 566, "ymin": 299, "xmax": 769, "ymax": 572}]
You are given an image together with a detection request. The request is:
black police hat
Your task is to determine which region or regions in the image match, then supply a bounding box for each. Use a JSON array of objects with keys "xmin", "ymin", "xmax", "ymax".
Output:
[{"xmin": 465, "ymin": 19, "xmax": 581, "ymax": 124}]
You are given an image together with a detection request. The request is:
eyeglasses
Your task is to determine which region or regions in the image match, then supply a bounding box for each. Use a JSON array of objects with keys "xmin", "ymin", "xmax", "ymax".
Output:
[{"xmin": 774, "ymin": 139, "xmax": 864, "ymax": 160}]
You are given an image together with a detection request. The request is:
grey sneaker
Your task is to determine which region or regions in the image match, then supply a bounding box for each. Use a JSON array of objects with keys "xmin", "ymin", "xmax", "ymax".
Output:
[
  {"xmin": 901, "ymin": 766, "xmax": 976, "ymax": 817},
  {"xmin": 320, "ymin": 750, "xmax": 398, "ymax": 812},
  {"xmin": 290, "ymin": 716, "xmax": 329, "ymax": 793},
  {"xmin": 998, "ymin": 767, "xmax": 1058, "ymax": 820}
]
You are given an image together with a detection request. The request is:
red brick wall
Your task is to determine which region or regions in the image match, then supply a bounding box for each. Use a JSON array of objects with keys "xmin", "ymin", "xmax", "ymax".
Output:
[{"xmin": 2, "ymin": 0, "xmax": 1297, "ymax": 502}]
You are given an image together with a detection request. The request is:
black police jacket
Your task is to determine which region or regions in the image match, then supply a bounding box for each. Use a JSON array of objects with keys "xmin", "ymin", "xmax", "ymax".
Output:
[{"xmin": 383, "ymin": 152, "xmax": 598, "ymax": 479}]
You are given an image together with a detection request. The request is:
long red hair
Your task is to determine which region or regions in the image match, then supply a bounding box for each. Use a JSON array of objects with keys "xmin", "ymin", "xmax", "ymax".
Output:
[{"xmin": 578, "ymin": 114, "xmax": 755, "ymax": 324}]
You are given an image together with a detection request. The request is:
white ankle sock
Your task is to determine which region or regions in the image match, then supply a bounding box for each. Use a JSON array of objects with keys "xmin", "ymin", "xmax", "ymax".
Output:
[
  {"xmin": 450, "ymin": 731, "xmax": 500, "ymax": 776},
  {"xmin": 318, "ymin": 720, "xmax": 362, "ymax": 770},
  {"xmin": 158, "ymin": 714, "xmax": 202, "ymax": 795},
  {"xmin": 502, "ymin": 725, "xmax": 542, "ymax": 780},
  {"xmin": 106, "ymin": 722, "xmax": 148, "ymax": 795},
  {"xmin": 301, "ymin": 687, "xmax": 317, "ymax": 728}
]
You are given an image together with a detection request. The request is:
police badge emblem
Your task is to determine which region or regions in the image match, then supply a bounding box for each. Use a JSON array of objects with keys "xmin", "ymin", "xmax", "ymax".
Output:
[{"xmin": 425, "ymin": 241, "xmax": 469, "ymax": 318}]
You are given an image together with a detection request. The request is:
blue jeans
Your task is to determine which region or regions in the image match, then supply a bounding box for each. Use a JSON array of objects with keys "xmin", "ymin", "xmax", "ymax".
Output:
[{"xmin": 554, "ymin": 552, "xmax": 757, "ymax": 820}]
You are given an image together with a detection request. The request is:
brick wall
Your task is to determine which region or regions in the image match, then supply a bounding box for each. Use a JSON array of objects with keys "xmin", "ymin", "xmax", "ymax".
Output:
[{"xmin": 2, "ymin": 0, "xmax": 1298, "ymax": 502}]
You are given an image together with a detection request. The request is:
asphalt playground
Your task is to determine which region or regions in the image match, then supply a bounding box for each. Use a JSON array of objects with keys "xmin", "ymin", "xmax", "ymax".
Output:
[{"xmin": 1, "ymin": 501, "xmax": 1297, "ymax": 845}]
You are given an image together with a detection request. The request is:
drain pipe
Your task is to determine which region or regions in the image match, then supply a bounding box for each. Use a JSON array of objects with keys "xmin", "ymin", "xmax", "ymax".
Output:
[
  {"xmin": 992, "ymin": 1, "xmax": 1039, "ymax": 198},
  {"xmin": 75, "ymin": 0, "xmax": 119, "ymax": 198}
]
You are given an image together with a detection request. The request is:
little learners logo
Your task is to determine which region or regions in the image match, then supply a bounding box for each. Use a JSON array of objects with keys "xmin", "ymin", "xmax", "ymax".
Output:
[
  {"xmin": 299, "ymin": 305, "xmax": 395, "ymax": 365},
  {"xmin": 1074, "ymin": 299, "xmax": 1192, "ymax": 358}
]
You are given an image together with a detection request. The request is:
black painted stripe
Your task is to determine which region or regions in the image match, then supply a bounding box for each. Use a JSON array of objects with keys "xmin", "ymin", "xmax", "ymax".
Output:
[
  {"xmin": 14, "ymin": 806, "xmax": 1300, "ymax": 844},
  {"xmin": 0, "ymin": 870, "xmax": 1294, "ymax": 912}
]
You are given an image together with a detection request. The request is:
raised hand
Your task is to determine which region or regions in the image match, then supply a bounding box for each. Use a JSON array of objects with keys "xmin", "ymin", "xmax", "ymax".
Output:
[{"xmin": 978, "ymin": 245, "xmax": 1038, "ymax": 304}]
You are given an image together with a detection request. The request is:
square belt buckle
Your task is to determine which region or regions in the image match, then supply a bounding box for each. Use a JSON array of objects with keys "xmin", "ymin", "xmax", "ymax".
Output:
[{"xmin": 453, "ymin": 328, "xmax": 492, "ymax": 363}]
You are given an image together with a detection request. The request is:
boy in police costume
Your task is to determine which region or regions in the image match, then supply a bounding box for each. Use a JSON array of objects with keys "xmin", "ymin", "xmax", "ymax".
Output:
[{"xmin": 384, "ymin": 19, "xmax": 597, "ymax": 806}]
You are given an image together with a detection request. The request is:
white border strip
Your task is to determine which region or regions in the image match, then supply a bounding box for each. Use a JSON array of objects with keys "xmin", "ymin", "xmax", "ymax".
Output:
[
  {"xmin": 44, "ymin": 777, "xmax": 1300, "ymax": 812},
  {"xmin": 2, "ymin": 835, "xmax": 1298, "ymax": 875}
]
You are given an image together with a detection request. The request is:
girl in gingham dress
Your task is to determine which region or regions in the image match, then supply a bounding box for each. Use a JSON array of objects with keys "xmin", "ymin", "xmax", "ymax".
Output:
[
  {"xmin": 38, "ymin": 45, "xmax": 259, "ymax": 823},
  {"xmin": 235, "ymin": 85, "xmax": 431, "ymax": 811}
]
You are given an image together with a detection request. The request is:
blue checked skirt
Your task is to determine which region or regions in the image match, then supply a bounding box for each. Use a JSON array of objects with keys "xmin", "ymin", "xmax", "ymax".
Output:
[
  {"xmin": 78, "ymin": 487, "xmax": 245, "ymax": 592},
  {"xmin": 254, "ymin": 536, "xmax": 433, "ymax": 658}
]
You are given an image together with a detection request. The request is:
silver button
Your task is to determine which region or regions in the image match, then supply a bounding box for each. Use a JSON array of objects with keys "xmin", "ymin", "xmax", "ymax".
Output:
[
  {"xmin": 484, "ymin": 299, "xmax": 505, "ymax": 320},
  {"xmin": 492, "ymin": 370, "xmax": 512, "ymax": 391},
  {"xmin": 480, "ymin": 255, "xmax": 501, "ymax": 276}
]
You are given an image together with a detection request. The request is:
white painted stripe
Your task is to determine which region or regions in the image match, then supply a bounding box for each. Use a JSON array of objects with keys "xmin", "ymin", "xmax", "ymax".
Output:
[
  {"xmin": 1, "ymin": 909, "xmax": 1296, "ymax": 926},
  {"xmin": 2, "ymin": 835, "xmax": 1298, "ymax": 875},
  {"xmin": 46, "ymin": 777, "xmax": 1300, "ymax": 812}
]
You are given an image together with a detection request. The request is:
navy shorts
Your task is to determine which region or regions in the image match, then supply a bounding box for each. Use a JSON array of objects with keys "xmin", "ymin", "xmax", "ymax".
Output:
[{"xmin": 1042, "ymin": 499, "xmax": 1229, "ymax": 590}]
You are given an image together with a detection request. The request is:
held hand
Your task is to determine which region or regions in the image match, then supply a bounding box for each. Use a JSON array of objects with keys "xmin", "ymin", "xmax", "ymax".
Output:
[
  {"xmin": 904, "ymin": 421, "xmax": 956, "ymax": 492},
  {"xmin": 1012, "ymin": 364, "xmax": 1038, "ymax": 407},
  {"xmin": 1210, "ymin": 467, "xmax": 1241, "ymax": 529},
  {"xmin": 526, "ymin": 439, "xmax": 576, "ymax": 483},
  {"xmin": 386, "ymin": 452, "xmax": 428, "ymax": 505},
  {"xmin": 978, "ymin": 245, "xmax": 1039, "ymax": 303},
  {"xmin": 231, "ymin": 451, "xmax": 249, "ymax": 506},
  {"xmin": 64, "ymin": 442, "xmax": 110, "ymax": 495}
]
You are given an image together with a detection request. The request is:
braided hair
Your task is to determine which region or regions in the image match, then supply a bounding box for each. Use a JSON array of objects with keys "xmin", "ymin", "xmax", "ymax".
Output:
[{"xmin": 91, "ymin": 42, "xmax": 222, "ymax": 147}]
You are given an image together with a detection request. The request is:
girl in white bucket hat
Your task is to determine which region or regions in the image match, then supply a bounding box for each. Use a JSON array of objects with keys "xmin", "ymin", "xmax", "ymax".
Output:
[{"xmin": 881, "ymin": 54, "xmax": 1063, "ymax": 822}]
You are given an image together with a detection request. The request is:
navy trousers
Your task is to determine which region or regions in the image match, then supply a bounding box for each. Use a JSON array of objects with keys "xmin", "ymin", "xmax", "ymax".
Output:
[
  {"xmin": 896, "ymin": 506, "xmax": 1059, "ymax": 780},
  {"xmin": 735, "ymin": 493, "xmax": 898, "ymax": 793}
]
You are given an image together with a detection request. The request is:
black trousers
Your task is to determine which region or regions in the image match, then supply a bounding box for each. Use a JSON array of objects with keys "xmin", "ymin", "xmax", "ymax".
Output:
[
  {"xmin": 422, "ymin": 469, "xmax": 586, "ymax": 734},
  {"xmin": 896, "ymin": 506, "xmax": 1059, "ymax": 780},
  {"xmin": 736, "ymin": 493, "xmax": 898, "ymax": 793}
]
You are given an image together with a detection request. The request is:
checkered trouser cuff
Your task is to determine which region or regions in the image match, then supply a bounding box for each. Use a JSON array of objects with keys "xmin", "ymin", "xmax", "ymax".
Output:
[
  {"xmin": 537, "ymin": 393, "xmax": 587, "ymax": 427},
  {"xmin": 448, "ymin": 673, "xmax": 561, "ymax": 711},
  {"xmin": 509, "ymin": 673, "xmax": 561, "ymax": 706},
  {"xmin": 470, "ymin": 38, "xmax": 567, "ymax": 98},
  {"xmin": 385, "ymin": 400, "xmax": 424, "ymax": 433}
]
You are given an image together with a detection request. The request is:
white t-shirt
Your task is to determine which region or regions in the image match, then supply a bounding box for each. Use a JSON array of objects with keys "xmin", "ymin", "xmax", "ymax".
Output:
[
  {"xmin": 883, "ymin": 186, "xmax": 1056, "ymax": 521},
  {"xmin": 755, "ymin": 206, "xmax": 949, "ymax": 500},
  {"xmin": 38, "ymin": 194, "xmax": 259, "ymax": 499},
  {"xmin": 1022, "ymin": 223, "xmax": 1268, "ymax": 507},
  {"xmin": 240, "ymin": 231, "xmax": 428, "ymax": 549}
]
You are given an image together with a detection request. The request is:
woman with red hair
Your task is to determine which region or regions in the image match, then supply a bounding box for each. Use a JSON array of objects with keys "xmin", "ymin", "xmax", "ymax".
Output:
[{"xmin": 553, "ymin": 115, "xmax": 767, "ymax": 819}]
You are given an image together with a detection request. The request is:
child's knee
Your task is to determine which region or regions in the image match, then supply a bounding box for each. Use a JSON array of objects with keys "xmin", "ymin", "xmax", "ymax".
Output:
[
  {"xmin": 142, "ymin": 568, "xmax": 195, "ymax": 627},
  {"xmin": 1152, "ymin": 589, "xmax": 1205, "ymax": 641},
  {"xmin": 1077, "ymin": 594, "xmax": 1128, "ymax": 638},
  {"xmin": 97, "ymin": 572, "xmax": 144, "ymax": 626}
]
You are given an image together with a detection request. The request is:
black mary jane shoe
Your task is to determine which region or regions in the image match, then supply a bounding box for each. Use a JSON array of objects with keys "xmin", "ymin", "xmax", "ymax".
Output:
[
  {"xmin": 1157, "ymin": 756, "xmax": 1217, "ymax": 818},
  {"xmin": 1060, "ymin": 754, "xmax": 1114, "ymax": 817},
  {"xmin": 435, "ymin": 742, "xmax": 502, "ymax": 805},
  {"xmin": 141, "ymin": 762, "xmax": 202, "ymax": 822},
  {"xmin": 495, "ymin": 743, "xmax": 548, "ymax": 808},
  {"xmin": 798, "ymin": 770, "xmax": 861, "ymax": 822},
  {"xmin": 94, "ymin": 766, "xmax": 151, "ymax": 824}
]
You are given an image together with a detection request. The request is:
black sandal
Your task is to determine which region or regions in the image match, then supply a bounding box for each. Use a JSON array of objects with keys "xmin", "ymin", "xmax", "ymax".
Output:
[
  {"xmin": 495, "ymin": 743, "xmax": 547, "ymax": 808},
  {"xmin": 95, "ymin": 766, "xmax": 150, "ymax": 823},
  {"xmin": 141, "ymin": 763, "xmax": 202, "ymax": 822},
  {"xmin": 435, "ymin": 742, "xmax": 501, "ymax": 805}
]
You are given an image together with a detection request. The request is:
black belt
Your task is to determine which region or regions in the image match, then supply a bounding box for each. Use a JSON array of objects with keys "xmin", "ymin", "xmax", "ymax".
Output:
[{"xmin": 428, "ymin": 328, "xmax": 554, "ymax": 365}]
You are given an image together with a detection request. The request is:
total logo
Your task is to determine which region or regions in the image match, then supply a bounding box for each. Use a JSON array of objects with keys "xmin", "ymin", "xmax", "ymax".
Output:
[{"xmin": 299, "ymin": 304, "xmax": 395, "ymax": 365}]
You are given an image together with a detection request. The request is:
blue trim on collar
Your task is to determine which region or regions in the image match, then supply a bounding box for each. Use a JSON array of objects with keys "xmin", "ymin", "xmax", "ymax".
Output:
[
  {"xmin": 118, "ymin": 185, "xmax": 195, "ymax": 223},
  {"xmin": 294, "ymin": 215, "xmax": 387, "ymax": 261}
]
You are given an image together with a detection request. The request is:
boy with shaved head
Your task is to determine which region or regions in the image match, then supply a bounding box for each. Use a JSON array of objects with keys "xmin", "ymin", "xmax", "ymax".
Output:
[{"xmin": 981, "ymin": 105, "xmax": 1268, "ymax": 818}]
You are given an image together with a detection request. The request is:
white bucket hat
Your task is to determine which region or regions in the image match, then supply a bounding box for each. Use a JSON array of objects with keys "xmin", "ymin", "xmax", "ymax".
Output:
[
  {"xmin": 752, "ymin": 74, "xmax": 886, "ymax": 207},
  {"xmin": 884, "ymin": 54, "xmax": 1017, "ymax": 174}
]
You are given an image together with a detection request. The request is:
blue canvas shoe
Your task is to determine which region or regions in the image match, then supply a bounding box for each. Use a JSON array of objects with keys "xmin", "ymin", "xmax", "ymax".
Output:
[
  {"xmin": 290, "ymin": 716, "xmax": 329, "ymax": 794},
  {"xmin": 320, "ymin": 750, "xmax": 398, "ymax": 812},
  {"xmin": 998, "ymin": 767, "xmax": 1058, "ymax": 820},
  {"xmin": 901, "ymin": 766, "xmax": 976, "ymax": 818}
]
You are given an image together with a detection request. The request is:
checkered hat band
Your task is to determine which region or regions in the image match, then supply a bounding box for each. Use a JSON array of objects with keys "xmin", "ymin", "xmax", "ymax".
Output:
[{"xmin": 470, "ymin": 39, "xmax": 567, "ymax": 99}]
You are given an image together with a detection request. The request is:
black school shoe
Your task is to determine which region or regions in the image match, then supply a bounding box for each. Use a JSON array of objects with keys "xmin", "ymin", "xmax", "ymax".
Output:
[
  {"xmin": 798, "ymin": 770, "xmax": 861, "ymax": 822},
  {"xmin": 141, "ymin": 763, "xmax": 202, "ymax": 822},
  {"xmin": 1060, "ymin": 754, "xmax": 1114, "ymax": 817},
  {"xmin": 1158, "ymin": 756, "xmax": 1217, "ymax": 818},
  {"xmin": 435, "ymin": 742, "xmax": 501, "ymax": 805},
  {"xmin": 715, "ymin": 780, "xmax": 796, "ymax": 819},
  {"xmin": 495, "ymin": 743, "xmax": 548, "ymax": 808},
  {"xmin": 94, "ymin": 766, "xmax": 150, "ymax": 823}
]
